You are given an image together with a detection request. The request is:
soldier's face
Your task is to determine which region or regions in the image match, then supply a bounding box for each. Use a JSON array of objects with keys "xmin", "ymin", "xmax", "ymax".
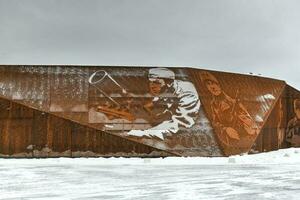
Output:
[
  {"xmin": 149, "ymin": 78, "xmax": 165, "ymax": 96},
  {"xmin": 206, "ymin": 80, "xmax": 222, "ymax": 96}
]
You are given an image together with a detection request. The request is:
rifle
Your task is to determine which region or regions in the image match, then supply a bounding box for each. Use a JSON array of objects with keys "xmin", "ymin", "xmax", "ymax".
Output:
[{"xmin": 229, "ymin": 88, "xmax": 240, "ymax": 124}]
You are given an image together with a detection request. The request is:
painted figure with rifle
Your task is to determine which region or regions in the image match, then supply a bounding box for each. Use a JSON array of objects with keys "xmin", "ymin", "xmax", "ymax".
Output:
[{"xmin": 200, "ymin": 72, "xmax": 258, "ymax": 151}]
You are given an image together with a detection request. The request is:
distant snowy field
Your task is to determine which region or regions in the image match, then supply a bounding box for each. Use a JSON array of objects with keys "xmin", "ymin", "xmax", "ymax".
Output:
[{"xmin": 1, "ymin": 148, "xmax": 300, "ymax": 200}]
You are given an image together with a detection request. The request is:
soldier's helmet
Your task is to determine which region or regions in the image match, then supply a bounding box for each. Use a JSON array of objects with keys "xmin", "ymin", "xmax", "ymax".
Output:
[
  {"xmin": 199, "ymin": 71, "xmax": 219, "ymax": 85},
  {"xmin": 148, "ymin": 68, "xmax": 175, "ymax": 80},
  {"xmin": 294, "ymin": 99, "xmax": 300, "ymax": 110}
]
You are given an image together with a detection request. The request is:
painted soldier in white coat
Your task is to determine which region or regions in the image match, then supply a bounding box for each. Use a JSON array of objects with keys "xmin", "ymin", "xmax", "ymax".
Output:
[{"xmin": 127, "ymin": 68, "xmax": 200, "ymax": 139}]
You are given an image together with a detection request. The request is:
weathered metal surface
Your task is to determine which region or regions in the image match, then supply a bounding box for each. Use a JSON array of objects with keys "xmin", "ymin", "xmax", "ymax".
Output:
[
  {"xmin": 0, "ymin": 66, "xmax": 222, "ymax": 156},
  {"xmin": 0, "ymin": 99, "xmax": 171, "ymax": 157},
  {"xmin": 86, "ymin": 67, "xmax": 221, "ymax": 156},
  {"xmin": 252, "ymin": 93, "xmax": 286, "ymax": 153},
  {"xmin": 253, "ymin": 85, "xmax": 300, "ymax": 152},
  {"xmin": 0, "ymin": 65, "xmax": 299, "ymax": 157},
  {"xmin": 0, "ymin": 98, "xmax": 10, "ymax": 155},
  {"xmin": 189, "ymin": 69, "xmax": 285, "ymax": 155},
  {"xmin": 284, "ymin": 85, "xmax": 300, "ymax": 147}
]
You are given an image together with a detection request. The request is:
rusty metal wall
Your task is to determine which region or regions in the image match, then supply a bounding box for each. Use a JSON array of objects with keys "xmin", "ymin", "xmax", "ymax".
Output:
[
  {"xmin": 253, "ymin": 85, "xmax": 300, "ymax": 152},
  {"xmin": 0, "ymin": 98, "xmax": 171, "ymax": 157},
  {"xmin": 0, "ymin": 66, "xmax": 223, "ymax": 156},
  {"xmin": 189, "ymin": 69, "xmax": 286, "ymax": 155},
  {"xmin": 284, "ymin": 85, "xmax": 300, "ymax": 147},
  {"xmin": 0, "ymin": 65, "xmax": 298, "ymax": 157},
  {"xmin": 252, "ymin": 92, "xmax": 287, "ymax": 153}
]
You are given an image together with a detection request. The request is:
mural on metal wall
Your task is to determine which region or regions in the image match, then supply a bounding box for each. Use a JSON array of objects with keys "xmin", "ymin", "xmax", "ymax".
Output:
[
  {"xmin": 199, "ymin": 72, "xmax": 258, "ymax": 154},
  {"xmin": 195, "ymin": 70, "xmax": 284, "ymax": 155},
  {"xmin": 286, "ymin": 99, "xmax": 300, "ymax": 146},
  {"xmin": 0, "ymin": 66, "xmax": 223, "ymax": 156},
  {"xmin": 0, "ymin": 65, "xmax": 295, "ymax": 157},
  {"xmin": 88, "ymin": 67, "xmax": 221, "ymax": 156}
]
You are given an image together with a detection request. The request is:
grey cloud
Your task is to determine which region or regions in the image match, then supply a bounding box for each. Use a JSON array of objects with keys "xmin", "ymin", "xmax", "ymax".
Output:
[{"xmin": 0, "ymin": 0, "xmax": 300, "ymax": 88}]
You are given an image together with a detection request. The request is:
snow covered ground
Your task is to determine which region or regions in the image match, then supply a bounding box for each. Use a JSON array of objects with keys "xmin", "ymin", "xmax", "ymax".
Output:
[{"xmin": 0, "ymin": 148, "xmax": 300, "ymax": 200}]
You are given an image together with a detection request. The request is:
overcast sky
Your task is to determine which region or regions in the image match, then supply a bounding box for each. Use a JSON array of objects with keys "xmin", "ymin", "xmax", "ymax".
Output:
[{"xmin": 0, "ymin": 0, "xmax": 300, "ymax": 88}]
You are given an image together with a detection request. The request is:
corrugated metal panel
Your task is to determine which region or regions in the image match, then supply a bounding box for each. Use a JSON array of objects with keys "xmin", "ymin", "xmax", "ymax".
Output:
[
  {"xmin": 255, "ymin": 85, "xmax": 300, "ymax": 151},
  {"xmin": 31, "ymin": 110, "xmax": 48, "ymax": 151},
  {"xmin": 284, "ymin": 85, "xmax": 300, "ymax": 147},
  {"xmin": 0, "ymin": 65, "xmax": 299, "ymax": 157},
  {"xmin": 0, "ymin": 96, "xmax": 172, "ymax": 157},
  {"xmin": 252, "ymin": 91, "xmax": 287, "ymax": 153},
  {"xmin": 8, "ymin": 103, "xmax": 33, "ymax": 156},
  {"xmin": 188, "ymin": 69, "xmax": 286, "ymax": 155},
  {"xmin": 0, "ymin": 98, "xmax": 10, "ymax": 155}
]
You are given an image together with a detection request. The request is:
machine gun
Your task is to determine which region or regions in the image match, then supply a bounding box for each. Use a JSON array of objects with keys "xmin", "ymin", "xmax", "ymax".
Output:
[{"xmin": 89, "ymin": 70, "xmax": 136, "ymax": 122}]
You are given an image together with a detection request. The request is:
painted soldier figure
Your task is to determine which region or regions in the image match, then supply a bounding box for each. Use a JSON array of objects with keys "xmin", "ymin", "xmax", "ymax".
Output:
[
  {"xmin": 200, "ymin": 72, "xmax": 258, "ymax": 153},
  {"xmin": 127, "ymin": 68, "xmax": 200, "ymax": 139},
  {"xmin": 286, "ymin": 99, "xmax": 300, "ymax": 146}
]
